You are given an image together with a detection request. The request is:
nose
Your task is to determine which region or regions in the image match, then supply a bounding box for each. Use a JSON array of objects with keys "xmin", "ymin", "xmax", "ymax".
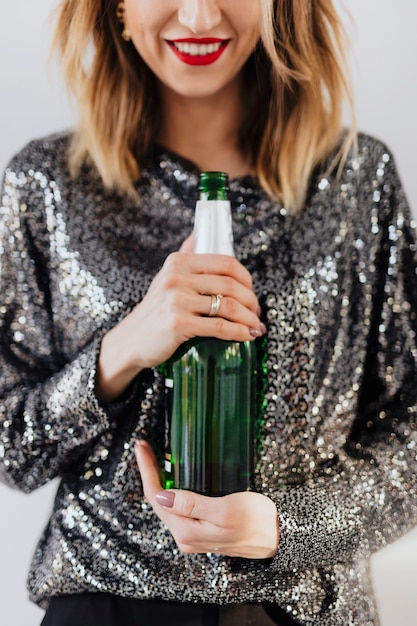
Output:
[{"xmin": 178, "ymin": 0, "xmax": 222, "ymax": 34}]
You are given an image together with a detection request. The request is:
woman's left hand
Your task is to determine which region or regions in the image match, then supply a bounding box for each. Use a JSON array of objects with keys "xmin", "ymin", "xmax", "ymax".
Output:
[{"xmin": 135, "ymin": 440, "xmax": 279, "ymax": 559}]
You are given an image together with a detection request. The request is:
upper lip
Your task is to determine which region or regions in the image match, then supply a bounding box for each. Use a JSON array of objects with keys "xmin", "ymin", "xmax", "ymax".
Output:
[{"xmin": 169, "ymin": 38, "xmax": 228, "ymax": 44}]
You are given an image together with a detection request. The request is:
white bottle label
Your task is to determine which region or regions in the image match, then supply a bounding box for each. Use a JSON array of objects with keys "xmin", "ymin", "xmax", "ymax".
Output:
[{"xmin": 194, "ymin": 200, "xmax": 235, "ymax": 256}]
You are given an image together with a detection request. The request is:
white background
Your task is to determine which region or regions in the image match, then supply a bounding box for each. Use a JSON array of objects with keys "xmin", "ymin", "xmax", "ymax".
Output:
[{"xmin": 0, "ymin": 1, "xmax": 416, "ymax": 625}]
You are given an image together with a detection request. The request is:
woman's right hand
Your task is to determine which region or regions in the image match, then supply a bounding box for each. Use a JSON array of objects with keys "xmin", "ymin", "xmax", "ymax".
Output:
[{"xmin": 95, "ymin": 237, "xmax": 265, "ymax": 402}]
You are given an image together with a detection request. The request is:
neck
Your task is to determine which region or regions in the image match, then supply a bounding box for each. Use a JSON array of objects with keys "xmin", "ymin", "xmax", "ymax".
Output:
[{"xmin": 158, "ymin": 81, "xmax": 253, "ymax": 178}]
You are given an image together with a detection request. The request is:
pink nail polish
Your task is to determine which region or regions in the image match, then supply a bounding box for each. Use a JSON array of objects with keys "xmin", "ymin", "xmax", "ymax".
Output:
[
  {"xmin": 249, "ymin": 328, "xmax": 261, "ymax": 338},
  {"xmin": 155, "ymin": 491, "xmax": 175, "ymax": 508}
]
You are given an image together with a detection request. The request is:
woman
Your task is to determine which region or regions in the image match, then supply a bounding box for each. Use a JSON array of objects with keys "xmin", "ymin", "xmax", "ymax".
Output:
[{"xmin": 1, "ymin": 1, "xmax": 416, "ymax": 624}]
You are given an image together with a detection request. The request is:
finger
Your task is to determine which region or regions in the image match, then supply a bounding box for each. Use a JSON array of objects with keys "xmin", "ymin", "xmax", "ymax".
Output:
[
  {"xmin": 192, "ymin": 276, "xmax": 259, "ymax": 314},
  {"xmin": 152, "ymin": 267, "xmax": 263, "ymax": 335},
  {"xmin": 155, "ymin": 486, "xmax": 222, "ymax": 524},
  {"xmin": 201, "ymin": 293, "xmax": 261, "ymax": 329},
  {"xmin": 189, "ymin": 314, "xmax": 265, "ymax": 342},
  {"xmin": 180, "ymin": 280, "xmax": 260, "ymax": 321},
  {"xmin": 179, "ymin": 233, "xmax": 194, "ymax": 253},
  {"xmin": 165, "ymin": 252, "xmax": 254, "ymax": 291},
  {"xmin": 134, "ymin": 440, "xmax": 163, "ymax": 498},
  {"xmin": 153, "ymin": 491, "xmax": 233, "ymax": 550},
  {"xmin": 158, "ymin": 252, "xmax": 260, "ymax": 320},
  {"xmin": 153, "ymin": 254, "xmax": 256, "ymax": 314}
]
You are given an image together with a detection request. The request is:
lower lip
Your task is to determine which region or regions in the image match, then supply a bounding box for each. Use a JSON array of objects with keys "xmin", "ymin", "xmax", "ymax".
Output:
[{"xmin": 168, "ymin": 42, "xmax": 229, "ymax": 66}]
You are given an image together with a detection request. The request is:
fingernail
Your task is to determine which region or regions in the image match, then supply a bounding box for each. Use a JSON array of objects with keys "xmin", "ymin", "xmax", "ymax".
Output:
[
  {"xmin": 155, "ymin": 491, "xmax": 175, "ymax": 508},
  {"xmin": 257, "ymin": 305, "xmax": 262, "ymax": 317},
  {"xmin": 250, "ymin": 323, "xmax": 267, "ymax": 338}
]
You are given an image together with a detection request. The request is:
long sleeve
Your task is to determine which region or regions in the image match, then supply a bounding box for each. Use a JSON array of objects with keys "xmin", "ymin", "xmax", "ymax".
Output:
[
  {"xmin": 268, "ymin": 151, "xmax": 417, "ymax": 573},
  {"xmin": 0, "ymin": 153, "xmax": 130, "ymax": 493},
  {"xmin": 3, "ymin": 132, "xmax": 414, "ymax": 621}
]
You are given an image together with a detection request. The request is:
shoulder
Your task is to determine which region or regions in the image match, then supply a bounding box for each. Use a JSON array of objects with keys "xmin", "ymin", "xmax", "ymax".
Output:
[
  {"xmin": 352, "ymin": 133, "xmax": 407, "ymax": 203},
  {"xmin": 1, "ymin": 132, "xmax": 77, "ymax": 233},
  {"xmin": 354, "ymin": 132, "xmax": 400, "ymax": 175},
  {"xmin": 328, "ymin": 131, "xmax": 404, "ymax": 199},
  {"xmin": 316, "ymin": 131, "xmax": 400, "ymax": 194},
  {"xmin": 356, "ymin": 132, "xmax": 391, "ymax": 159},
  {"xmin": 347, "ymin": 132, "xmax": 401, "ymax": 183},
  {"xmin": 3, "ymin": 130, "xmax": 72, "ymax": 184},
  {"xmin": 339, "ymin": 132, "xmax": 411, "ymax": 225}
]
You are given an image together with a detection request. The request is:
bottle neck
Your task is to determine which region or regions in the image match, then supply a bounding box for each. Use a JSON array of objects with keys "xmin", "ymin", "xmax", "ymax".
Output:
[
  {"xmin": 199, "ymin": 188, "xmax": 228, "ymax": 201},
  {"xmin": 193, "ymin": 199, "xmax": 235, "ymax": 256},
  {"xmin": 194, "ymin": 171, "xmax": 234, "ymax": 256},
  {"xmin": 198, "ymin": 172, "xmax": 229, "ymax": 202},
  {"xmin": 194, "ymin": 172, "xmax": 234, "ymax": 256}
]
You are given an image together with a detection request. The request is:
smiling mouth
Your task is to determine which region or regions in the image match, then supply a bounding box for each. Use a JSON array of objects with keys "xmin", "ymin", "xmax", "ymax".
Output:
[
  {"xmin": 168, "ymin": 38, "xmax": 230, "ymax": 65},
  {"xmin": 172, "ymin": 41, "xmax": 225, "ymax": 56}
]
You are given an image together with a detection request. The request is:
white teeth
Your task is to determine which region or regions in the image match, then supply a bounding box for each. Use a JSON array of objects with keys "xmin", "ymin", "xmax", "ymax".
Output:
[{"xmin": 173, "ymin": 41, "xmax": 223, "ymax": 56}]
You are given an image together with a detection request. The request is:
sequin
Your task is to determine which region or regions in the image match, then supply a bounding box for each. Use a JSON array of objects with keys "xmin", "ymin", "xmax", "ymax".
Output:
[{"xmin": 1, "ymin": 132, "xmax": 417, "ymax": 625}]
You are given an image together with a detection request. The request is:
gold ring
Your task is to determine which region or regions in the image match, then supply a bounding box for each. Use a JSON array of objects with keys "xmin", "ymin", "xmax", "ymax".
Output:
[{"xmin": 208, "ymin": 294, "xmax": 223, "ymax": 316}]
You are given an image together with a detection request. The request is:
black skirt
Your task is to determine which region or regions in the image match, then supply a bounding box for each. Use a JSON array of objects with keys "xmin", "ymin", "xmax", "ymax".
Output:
[{"xmin": 40, "ymin": 594, "xmax": 302, "ymax": 626}]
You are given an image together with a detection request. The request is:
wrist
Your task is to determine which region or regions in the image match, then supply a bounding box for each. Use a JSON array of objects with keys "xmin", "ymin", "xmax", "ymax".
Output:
[
  {"xmin": 261, "ymin": 497, "xmax": 280, "ymax": 558},
  {"xmin": 95, "ymin": 321, "xmax": 144, "ymax": 402}
]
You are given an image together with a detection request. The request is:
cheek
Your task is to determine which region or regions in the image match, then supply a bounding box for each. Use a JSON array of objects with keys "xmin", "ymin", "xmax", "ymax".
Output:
[
  {"xmin": 123, "ymin": 5, "xmax": 168, "ymax": 64},
  {"xmin": 123, "ymin": 15, "xmax": 158, "ymax": 65},
  {"xmin": 124, "ymin": 1, "xmax": 159, "ymax": 41},
  {"xmin": 232, "ymin": 6, "xmax": 261, "ymax": 49},
  {"xmin": 129, "ymin": 34, "xmax": 168, "ymax": 83},
  {"xmin": 238, "ymin": 25, "xmax": 261, "ymax": 59}
]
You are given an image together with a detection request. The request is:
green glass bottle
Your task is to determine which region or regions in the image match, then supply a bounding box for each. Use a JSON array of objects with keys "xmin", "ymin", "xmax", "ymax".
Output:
[{"xmin": 163, "ymin": 172, "xmax": 257, "ymax": 496}]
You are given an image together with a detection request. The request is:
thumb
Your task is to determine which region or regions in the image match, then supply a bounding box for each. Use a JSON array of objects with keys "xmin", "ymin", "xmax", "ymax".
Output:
[
  {"xmin": 155, "ymin": 487, "xmax": 219, "ymax": 522},
  {"xmin": 179, "ymin": 232, "xmax": 194, "ymax": 253},
  {"xmin": 134, "ymin": 439, "xmax": 163, "ymax": 495}
]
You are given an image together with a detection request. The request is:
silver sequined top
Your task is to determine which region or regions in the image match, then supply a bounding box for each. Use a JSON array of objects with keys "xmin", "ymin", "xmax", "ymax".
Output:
[{"xmin": 1, "ymin": 132, "xmax": 417, "ymax": 625}]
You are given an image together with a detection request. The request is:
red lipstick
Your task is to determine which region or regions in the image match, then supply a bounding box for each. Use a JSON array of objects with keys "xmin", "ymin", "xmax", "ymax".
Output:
[{"xmin": 167, "ymin": 38, "xmax": 230, "ymax": 66}]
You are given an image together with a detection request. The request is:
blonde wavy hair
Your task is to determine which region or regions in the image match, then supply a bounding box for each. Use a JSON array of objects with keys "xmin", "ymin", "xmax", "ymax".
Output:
[{"xmin": 53, "ymin": 0, "xmax": 355, "ymax": 213}]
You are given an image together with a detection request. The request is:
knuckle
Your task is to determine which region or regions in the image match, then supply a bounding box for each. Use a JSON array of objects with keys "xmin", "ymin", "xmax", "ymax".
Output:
[
  {"xmin": 215, "ymin": 497, "xmax": 231, "ymax": 527},
  {"xmin": 161, "ymin": 257, "xmax": 183, "ymax": 285},
  {"xmin": 213, "ymin": 317, "xmax": 226, "ymax": 335},
  {"xmin": 177, "ymin": 493, "xmax": 198, "ymax": 518},
  {"xmin": 224, "ymin": 255, "xmax": 237, "ymax": 275},
  {"xmin": 232, "ymin": 324, "xmax": 252, "ymax": 341},
  {"xmin": 224, "ymin": 297, "xmax": 238, "ymax": 317},
  {"xmin": 164, "ymin": 251, "xmax": 181, "ymax": 269},
  {"xmin": 170, "ymin": 310, "xmax": 184, "ymax": 332},
  {"xmin": 177, "ymin": 542, "xmax": 193, "ymax": 554},
  {"xmin": 166, "ymin": 289, "xmax": 183, "ymax": 312},
  {"xmin": 246, "ymin": 271, "xmax": 254, "ymax": 290},
  {"xmin": 223, "ymin": 275, "xmax": 235, "ymax": 296},
  {"xmin": 249, "ymin": 290, "xmax": 258, "ymax": 310},
  {"xmin": 159, "ymin": 270, "xmax": 178, "ymax": 292}
]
